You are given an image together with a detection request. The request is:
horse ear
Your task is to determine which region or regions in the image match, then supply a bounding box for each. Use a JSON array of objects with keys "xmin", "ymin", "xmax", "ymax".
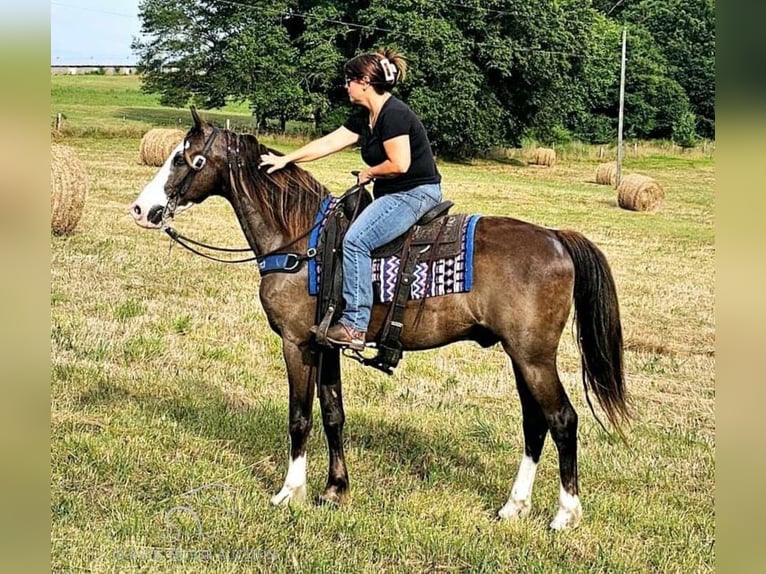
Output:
[{"xmin": 190, "ymin": 106, "xmax": 203, "ymax": 129}]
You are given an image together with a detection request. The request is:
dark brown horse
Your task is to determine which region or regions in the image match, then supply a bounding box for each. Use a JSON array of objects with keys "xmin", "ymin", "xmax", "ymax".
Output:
[{"xmin": 130, "ymin": 108, "xmax": 629, "ymax": 530}]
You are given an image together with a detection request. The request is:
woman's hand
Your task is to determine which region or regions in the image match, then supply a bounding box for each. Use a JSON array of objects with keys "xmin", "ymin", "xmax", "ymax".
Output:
[
  {"xmin": 259, "ymin": 152, "xmax": 290, "ymax": 174},
  {"xmin": 357, "ymin": 168, "xmax": 375, "ymax": 185}
]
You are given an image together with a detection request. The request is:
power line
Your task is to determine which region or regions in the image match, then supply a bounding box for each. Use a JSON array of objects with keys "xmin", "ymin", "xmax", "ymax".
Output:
[{"xmin": 607, "ymin": 0, "xmax": 627, "ymax": 16}]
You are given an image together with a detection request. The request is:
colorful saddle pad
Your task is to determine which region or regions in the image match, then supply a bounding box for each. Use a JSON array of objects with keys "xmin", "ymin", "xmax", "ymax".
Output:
[{"xmin": 308, "ymin": 196, "xmax": 480, "ymax": 302}]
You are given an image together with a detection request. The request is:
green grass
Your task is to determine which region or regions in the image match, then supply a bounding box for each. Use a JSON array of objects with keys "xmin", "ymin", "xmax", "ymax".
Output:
[
  {"xmin": 51, "ymin": 75, "xmax": 714, "ymax": 573},
  {"xmin": 51, "ymin": 75, "xmax": 254, "ymax": 137}
]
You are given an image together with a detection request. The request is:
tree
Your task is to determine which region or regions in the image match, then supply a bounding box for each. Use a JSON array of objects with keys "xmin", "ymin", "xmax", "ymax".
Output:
[
  {"xmin": 623, "ymin": 0, "xmax": 715, "ymax": 138},
  {"xmin": 289, "ymin": 4, "xmax": 348, "ymax": 131},
  {"xmin": 620, "ymin": 24, "xmax": 692, "ymax": 139},
  {"xmin": 673, "ymin": 110, "xmax": 698, "ymax": 148},
  {"xmin": 348, "ymin": 0, "xmax": 604, "ymax": 153},
  {"xmin": 132, "ymin": 0, "xmax": 713, "ymax": 156},
  {"xmin": 361, "ymin": 5, "xmax": 507, "ymax": 156},
  {"xmin": 562, "ymin": 14, "xmax": 622, "ymax": 144},
  {"xmin": 133, "ymin": 0, "xmax": 306, "ymax": 128}
]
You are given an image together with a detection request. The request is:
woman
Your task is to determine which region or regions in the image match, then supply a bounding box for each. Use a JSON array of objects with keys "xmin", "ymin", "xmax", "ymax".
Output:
[{"xmin": 259, "ymin": 48, "xmax": 442, "ymax": 351}]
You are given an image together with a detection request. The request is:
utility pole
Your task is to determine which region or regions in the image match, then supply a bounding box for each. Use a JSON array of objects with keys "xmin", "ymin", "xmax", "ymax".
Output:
[{"xmin": 616, "ymin": 26, "xmax": 627, "ymax": 187}]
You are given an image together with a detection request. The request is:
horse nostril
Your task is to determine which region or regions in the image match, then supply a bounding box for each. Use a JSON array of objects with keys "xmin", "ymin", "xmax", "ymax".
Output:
[
  {"xmin": 132, "ymin": 204, "xmax": 142, "ymax": 216},
  {"xmin": 147, "ymin": 205, "xmax": 164, "ymax": 225}
]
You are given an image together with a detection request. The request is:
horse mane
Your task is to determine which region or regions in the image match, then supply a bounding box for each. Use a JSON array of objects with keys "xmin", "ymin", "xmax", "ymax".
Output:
[{"xmin": 233, "ymin": 133, "xmax": 330, "ymax": 237}]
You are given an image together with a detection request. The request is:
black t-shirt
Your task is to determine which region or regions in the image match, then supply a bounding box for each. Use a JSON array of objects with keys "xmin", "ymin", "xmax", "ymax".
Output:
[{"xmin": 343, "ymin": 96, "xmax": 441, "ymax": 196}]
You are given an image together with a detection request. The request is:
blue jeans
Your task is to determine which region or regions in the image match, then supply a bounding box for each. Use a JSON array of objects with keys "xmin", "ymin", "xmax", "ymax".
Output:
[{"xmin": 340, "ymin": 183, "xmax": 442, "ymax": 332}]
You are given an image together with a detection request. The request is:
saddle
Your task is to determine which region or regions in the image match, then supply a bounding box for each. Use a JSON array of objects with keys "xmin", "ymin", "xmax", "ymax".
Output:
[{"xmin": 313, "ymin": 186, "xmax": 461, "ymax": 375}]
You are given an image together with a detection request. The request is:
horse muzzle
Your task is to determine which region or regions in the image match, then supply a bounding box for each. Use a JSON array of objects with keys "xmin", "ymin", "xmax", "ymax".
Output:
[{"xmin": 129, "ymin": 201, "xmax": 165, "ymax": 229}]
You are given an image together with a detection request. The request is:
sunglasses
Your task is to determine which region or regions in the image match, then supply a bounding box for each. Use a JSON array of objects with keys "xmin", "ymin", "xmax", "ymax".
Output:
[{"xmin": 344, "ymin": 76, "xmax": 366, "ymax": 88}]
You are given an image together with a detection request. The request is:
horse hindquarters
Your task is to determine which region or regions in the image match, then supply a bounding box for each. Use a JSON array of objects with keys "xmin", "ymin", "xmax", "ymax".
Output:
[
  {"xmin": 503, "ymin": 228, "xmax": 628, "ymax": 529},
  {"xmin": 466, "ymin": 218, "xmax": 584, "ymax": 528}
]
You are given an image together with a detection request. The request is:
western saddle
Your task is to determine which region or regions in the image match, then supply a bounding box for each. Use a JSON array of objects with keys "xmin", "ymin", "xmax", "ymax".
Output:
[{"xmin": 312, "ymin": 178, "xmax": 464, "ymax": 374}]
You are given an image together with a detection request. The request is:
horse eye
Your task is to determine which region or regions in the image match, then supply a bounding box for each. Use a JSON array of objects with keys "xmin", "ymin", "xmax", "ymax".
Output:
[{"xmin": 173, "ymin": 154, "xmax": 185, "ymax": 167}]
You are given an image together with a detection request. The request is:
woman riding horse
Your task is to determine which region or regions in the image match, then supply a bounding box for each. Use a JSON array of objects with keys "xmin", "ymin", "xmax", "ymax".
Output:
[
  {"xmin": 130, "ymin": 100, "xmax": 629, "ymax": 531},
  {"xmin": 259, "ymin": 48, "xmax": 442, "ymax": 351}
]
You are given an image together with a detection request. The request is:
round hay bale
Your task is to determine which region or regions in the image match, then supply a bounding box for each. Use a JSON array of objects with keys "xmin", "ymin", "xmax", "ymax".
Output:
[
  {"xmin": 139, "ymin": 128, "xmax": 185, "ymax": 166},
  {"xmin": 531, "ymin": 147, "xmax": 556, "ymax": 167},
  {"xmin": 617, "ymin": 174, "xmax": 665, "ymax": 212},
  {"xmin": 51, "ymin": 144, "xmax": 88, "ymax": 235},
  {"xmin": 595, "ymin": 162, "xmax": 617, "ymax": 186}
]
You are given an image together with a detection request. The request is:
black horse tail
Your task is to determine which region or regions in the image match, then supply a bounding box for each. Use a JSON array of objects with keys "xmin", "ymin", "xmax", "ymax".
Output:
[{"xmin": 555, "ymin": 229, "xmax": 630, "ymax": 439}]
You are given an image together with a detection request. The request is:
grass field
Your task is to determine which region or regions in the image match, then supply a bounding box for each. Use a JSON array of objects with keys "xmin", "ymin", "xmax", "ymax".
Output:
[{"xmin": 51, "ymin": 75, "xmax": 714, "ymax": 573}]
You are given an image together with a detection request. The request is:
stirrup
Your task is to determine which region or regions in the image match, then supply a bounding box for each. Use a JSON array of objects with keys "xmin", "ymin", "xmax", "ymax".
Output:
[
  {"xmin": 340, "ymin": 347, "xmax": 391, "ymax": 376},
  {"xmin": 341, "ymin": 345, "xmax": 400, "ymax": 376},
  {"xmin": 311, "ymin": 305, "xmax": 336, "ymax": 347}
]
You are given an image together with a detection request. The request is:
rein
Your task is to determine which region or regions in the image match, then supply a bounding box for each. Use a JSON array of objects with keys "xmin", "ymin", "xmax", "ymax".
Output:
[
  {"xmin": 161, "ymin": 128, "xmax": 364, "ymax": 267},
  {"xmin": 163, "ymin": 226, "xmax": 260, "ymax": 264}
]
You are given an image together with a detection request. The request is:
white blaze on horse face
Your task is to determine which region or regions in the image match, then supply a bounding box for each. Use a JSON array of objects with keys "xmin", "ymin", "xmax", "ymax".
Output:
[
  {"xmin": 129, "ymin": 143, "xmax": 189, "ymax": 228},
  {"xmin": 550, "ymin": 483, "xmax": 583, "ymax": 530},
  {"xmin": 497, "ymin": 455, "xmax": 537, "ymax": 520},
  {"xmin": 270, "ymin": 453, "xmax": 307, "ymax": 506}
]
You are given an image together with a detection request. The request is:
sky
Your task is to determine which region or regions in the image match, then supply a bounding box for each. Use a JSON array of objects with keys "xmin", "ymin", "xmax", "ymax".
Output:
[{"xmin": 51, "ymin": 0, "xmax": 141, "ymax": 65}]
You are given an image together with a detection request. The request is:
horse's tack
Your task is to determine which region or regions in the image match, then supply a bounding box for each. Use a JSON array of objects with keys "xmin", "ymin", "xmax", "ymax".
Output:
[
  {"xmin": 313, "ymin": 202, "xmax": 458, "ymax": 375},
  {"xmin": 158, "ymin": 126, "xmax": 457, "ymax": 373},
  {"xmin": 371, "ymin": 210, "xmax": 464, "ymax": 260},
  {"xmin": 162, "ymin": 127, "xmax": 221, "ymax": 227}
]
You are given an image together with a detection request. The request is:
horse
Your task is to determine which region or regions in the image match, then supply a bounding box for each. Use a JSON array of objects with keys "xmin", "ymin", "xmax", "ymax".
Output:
[{"xmin": 130, "ymin": 108, "xmax": 629, "ymax": 530}]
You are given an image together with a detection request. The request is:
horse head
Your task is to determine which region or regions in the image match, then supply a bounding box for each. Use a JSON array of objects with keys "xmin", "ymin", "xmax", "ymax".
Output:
[{"xmin": 130, "ymin": 107, "xmax": 227, "ymax": 229}]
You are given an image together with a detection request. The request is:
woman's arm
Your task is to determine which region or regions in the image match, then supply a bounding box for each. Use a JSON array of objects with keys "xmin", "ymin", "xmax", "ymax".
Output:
[
  {"xmin": 259, "ymin": 126, "xmax": 359, "ymax": 173},
  {"xmin": 358, "ymin": 135, "xmax": 411, "ymax": 183}
]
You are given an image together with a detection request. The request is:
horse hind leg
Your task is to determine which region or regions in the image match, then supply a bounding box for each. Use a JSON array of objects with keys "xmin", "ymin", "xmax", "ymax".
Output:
[
  {"xmin": 501, "ymin": 350, "xmax": 582, "ymax": 530},
  {"xmin": 546, "ymin": 387, "xmax": 582, "ymax": 531},
  {"xmin": 497, "ymin": 360, "xmax": 548, "ymax": 521}
]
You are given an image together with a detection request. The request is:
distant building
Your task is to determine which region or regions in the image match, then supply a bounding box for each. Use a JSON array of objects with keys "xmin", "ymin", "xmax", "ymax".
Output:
[{"xmin": 51, "ymin": 65, "xmax": 138, "ymax": 75}]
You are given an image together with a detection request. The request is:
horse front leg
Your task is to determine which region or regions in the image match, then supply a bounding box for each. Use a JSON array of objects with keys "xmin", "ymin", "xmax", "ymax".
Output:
[
  {"xmin": 316, "ymin": 348, "xmax": 349, "ymax": 505},
  {"xmin": 270, "ymin": 339, "xmax": 315, "ymax": 506}
]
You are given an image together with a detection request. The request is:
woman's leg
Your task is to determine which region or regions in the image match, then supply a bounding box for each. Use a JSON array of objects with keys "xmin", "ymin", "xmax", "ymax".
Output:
[{"xmin": 340, "ymin": 184, "xmax": 441, "ymax": 332}]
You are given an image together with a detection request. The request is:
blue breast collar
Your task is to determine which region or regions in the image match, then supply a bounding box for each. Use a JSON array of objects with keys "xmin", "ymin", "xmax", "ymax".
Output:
[{"xmin": 256, "ymin": 195, "xmax": 335, "ymax": 277}]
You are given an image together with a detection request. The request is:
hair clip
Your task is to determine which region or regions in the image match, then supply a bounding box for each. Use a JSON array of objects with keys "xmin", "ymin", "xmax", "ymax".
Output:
[{"xmin": 379, "ymin": 58, "xmax": 397, "ymax": 83}]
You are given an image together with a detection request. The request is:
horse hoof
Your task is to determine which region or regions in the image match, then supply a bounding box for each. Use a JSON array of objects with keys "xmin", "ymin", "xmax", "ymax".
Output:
[
  {"xmin": 497, "ymin": 499, "xmax": 531, "ymax": 521},
  {"xmin": 270, "ymin": 484, "xmax": 307, "ymax": 507},
  {"xmin": 316, "ymin": 486, "xmax": 346, "ymax": 507},
  {"xmin": 549, "ymin": 506, "xmax": 582, "ymax": 531},
  {"xmin": 315, "ymin": 494, "xmax": 340, "ymax": 508}
]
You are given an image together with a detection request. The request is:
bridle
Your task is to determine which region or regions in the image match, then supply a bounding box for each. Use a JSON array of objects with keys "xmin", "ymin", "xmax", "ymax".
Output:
[
  {"xmin": 160, "ymin": 126, "xmax": 265, "ymax": 263},
  {"xmin": 161, "ymin": 126, "xmax": 220, "ymax": 226},
  {"xmin": 161, "ymin": 127, "xmax": 364, "ymax": 266}
]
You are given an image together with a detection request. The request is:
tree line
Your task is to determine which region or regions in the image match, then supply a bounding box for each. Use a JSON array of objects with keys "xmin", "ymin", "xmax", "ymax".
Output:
[{"xmin": 133, "ymin": 0, "xmax": 715, "ymax": 158}]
